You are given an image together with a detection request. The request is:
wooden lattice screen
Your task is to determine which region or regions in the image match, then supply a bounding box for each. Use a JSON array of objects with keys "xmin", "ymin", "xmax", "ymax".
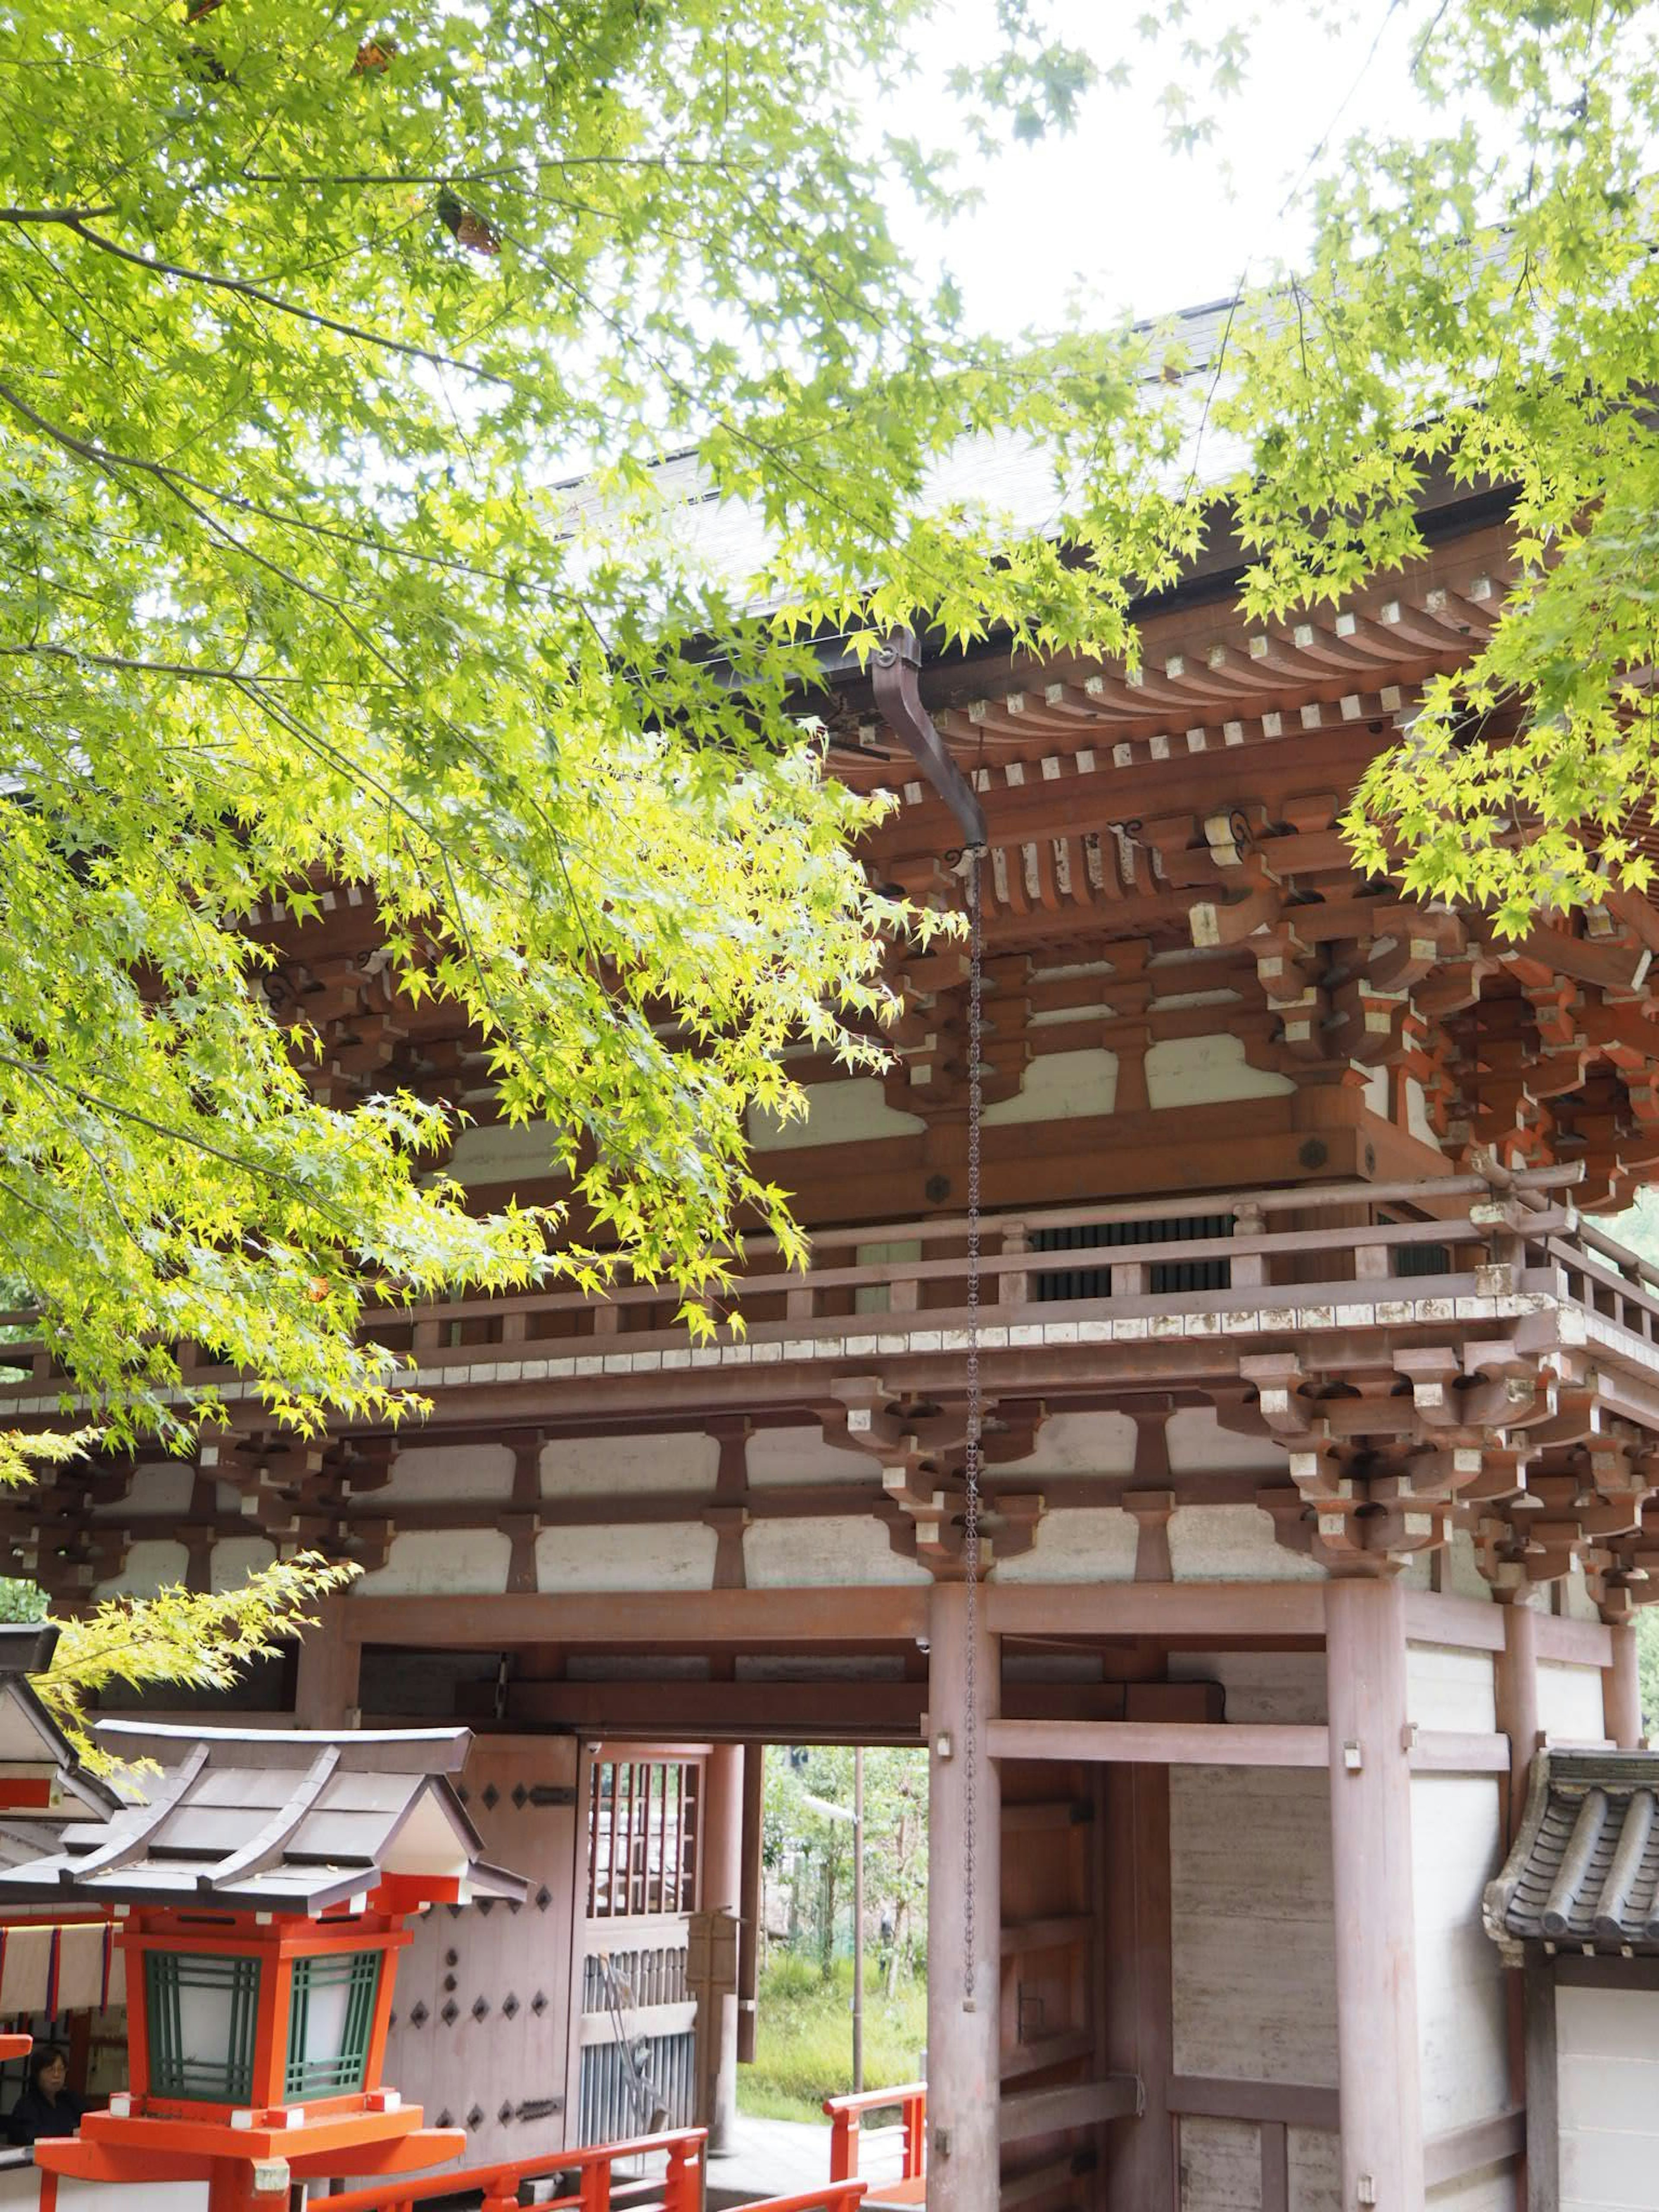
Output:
[{"xmin": 586, "ymin": 1757, "xmax": 702, "ymax": 1918}]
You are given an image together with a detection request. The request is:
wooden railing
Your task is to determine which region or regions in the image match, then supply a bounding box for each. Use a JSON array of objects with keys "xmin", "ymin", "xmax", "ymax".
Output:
[
  {"xmin": 7, "ymin": 1159, "xmax": 1649, "ymax": 1405},
  {"xmin": 316, "ymin": 2127, "xmax": 706, "ymax": 2212},
  {"xmin": 823, "ymin": 2082, "xmax": 928, "ymax": 2186}
]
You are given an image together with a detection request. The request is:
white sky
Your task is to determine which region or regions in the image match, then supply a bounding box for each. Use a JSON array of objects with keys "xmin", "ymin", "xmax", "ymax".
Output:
[{"xmin": 885, "ymin": 0, "xmax": 1439, "ymax": 337}]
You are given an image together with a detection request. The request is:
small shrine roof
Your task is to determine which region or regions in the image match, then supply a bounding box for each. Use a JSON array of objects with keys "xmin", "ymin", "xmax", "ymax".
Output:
[
  {"xmin": 1484, "ymin": 1751, "xmax": 1659, "ymax": 1958},
  {"xmin": 0, "ymin": 1720, "xmax": 526, "ymax": 1914},
  {"xmin": 0, "ymin": 1624, "xmax": 120, "ymax": 1822}
]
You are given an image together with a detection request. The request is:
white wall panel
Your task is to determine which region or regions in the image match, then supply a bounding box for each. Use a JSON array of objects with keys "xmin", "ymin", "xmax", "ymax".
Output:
[
  {"xmin": 1538, "ymin": 1661, "xmax": 1608, "ymax": 1743},
  {"xmin": 1559, "ymin": 1985, "xmax": 1659, "ymax": 2212},
  {"xmin": 94, "ymin": 1538, "xmax": 188, "ymax": 1599},
  {"xmin": 1411, "ymin": 1776, "xmax": 1508, "ymax": 2131},
  {"xmin": 535, "ymin": 1521, "xmax": 716, "ymax": 1591},
  {"xmin": 1406, "ymin": 1645, "xmax": 1497, "ymax": 1732},
  {"xmin": 747, "ymin": 1077, "xmax": 924, "ymax": 1150},
  {"xmin": 383, "ymin": 1440, "xmax": 514, "ymax": 1504},
  {"xmin": 992, "ymin": 1506, "xmax": 1137, "ymax": 1583},
  {"xmin": 1178, "ymin": 2115, "xmax": 1259, "ymax": 2210},
  {"xmin": 1170, "ymin": 1504, "xmax": 1321, "ymax": 1582},
  {"xmin": 1171, "ymin": 1766, "xmax": 1337, "ymax": 2086},
  {"xmin": 743, "ymin": 1515, "xmax": 928, "ymax": 1587},
  {"xmin": 359, "ymin": 1526, "xmax": 513, "ymax": 1595},
  {"xmin": 983, "ymin": 1046, "xmax": 1117, "ymax": 1124},
  {"xmin": 541, "ymin": 1431, "xmax": 716, "ymax": 1497},
  {"xmin": 1147, "ymin": 1032, "xmax": 1294, "ymax": 1108}
]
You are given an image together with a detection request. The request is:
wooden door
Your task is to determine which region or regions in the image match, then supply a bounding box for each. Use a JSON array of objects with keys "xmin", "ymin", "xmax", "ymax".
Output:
[
  {"xmin": 1000, "ymin": 1757, "xmax": 1105, "ymax": 2212},
  {"xmin": 385, "ymin": 1735, "xmax": 583, "ymax": 2166}
]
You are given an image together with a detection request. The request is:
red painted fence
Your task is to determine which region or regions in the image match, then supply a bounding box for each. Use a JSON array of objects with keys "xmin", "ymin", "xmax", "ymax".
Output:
[
  {"xmin": 314, "ymin": 2127, "xmax": 871, "ymax": 2212},
  {"xmin": 824, "ymin": 2084, "xmax": 928, "ymax": 2187}
]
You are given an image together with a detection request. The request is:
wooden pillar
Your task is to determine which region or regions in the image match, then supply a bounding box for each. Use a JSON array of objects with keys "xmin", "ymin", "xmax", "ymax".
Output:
[
  {"xmin": 737, "ymin": 1740, "xmax": 764, "ymax": 2064},
  {"xmin": 927, "ymin": 1580, "xmax": 1001, "ymax": 2212},
  {"xmin": 701, "ymin": 1743, "xmax": 744, "ymax": 2154},
  {"xmin": 292, "ymin": 1597, "xmax": 360, "ymax": 1729},
  {"xmin": 1325, "ymin": 1577, "xmax": 1424, "ymax": 2211},
  {"xmin": 1523, "ymin": 1964, "xmax": 1559, "ymax": 2212},
  {"xmin": 1497, "ymin": 1595, "xmax": 1543, "ymax": 2211},
  {"xmin": 1496, "ymin": 1600, "xmax": 1542, "ymax": 1840},
  {"xmin": 1602, "ymin": 1621, "xmax": 1642, "ymax": 1749},
  {"xmin": 1102, "ymin": 1763, "xmax": 1174, "ymax": 2211}
]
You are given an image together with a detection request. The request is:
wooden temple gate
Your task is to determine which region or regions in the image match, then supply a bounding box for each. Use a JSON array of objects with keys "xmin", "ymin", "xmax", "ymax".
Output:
[{"xmin": 9, "ymin": 494, "xmax": 1659, "ymax": 2208}]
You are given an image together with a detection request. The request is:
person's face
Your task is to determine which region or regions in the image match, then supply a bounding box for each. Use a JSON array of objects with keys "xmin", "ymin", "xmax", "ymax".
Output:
[{"xmin": 37, "ymin": 2057, "xmax": 65, "ymax": 2097}]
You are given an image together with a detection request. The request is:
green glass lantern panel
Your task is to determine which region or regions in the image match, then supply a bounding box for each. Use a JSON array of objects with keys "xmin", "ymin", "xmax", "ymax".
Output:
[
  {"xmin": 145, "ymin": 1951, "xmax": 262, "ymax": 2104},
  {"xmin": 285, "ymin": 1949, "xmax": 382, "ymax": 2101}
]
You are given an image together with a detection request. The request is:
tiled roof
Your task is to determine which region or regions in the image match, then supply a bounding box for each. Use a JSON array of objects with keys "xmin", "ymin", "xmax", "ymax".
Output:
[
  {"xmin": 1484, "ymin": 1751, "xmax": 1659, "ymax": 1957},
  {"xmin": 0, "ymin": 1722, "xmax": 526, "ymax": 1915}
]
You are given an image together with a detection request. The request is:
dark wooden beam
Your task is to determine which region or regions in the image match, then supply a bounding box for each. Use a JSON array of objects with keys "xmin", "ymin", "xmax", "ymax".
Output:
[
  {"xmin": 1524, "ymin": 1965, "xmax": 1558, "ymax": 2212},
  {"xmin": 343, "ymin": 1587, "xmax": 930, "ymax": 1649}
]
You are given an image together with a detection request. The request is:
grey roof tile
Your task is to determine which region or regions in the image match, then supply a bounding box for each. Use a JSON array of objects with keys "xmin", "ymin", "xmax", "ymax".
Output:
[{"xmin": 1485, "ymin": 1751, "xmax": 1659, "ymax": 1955}]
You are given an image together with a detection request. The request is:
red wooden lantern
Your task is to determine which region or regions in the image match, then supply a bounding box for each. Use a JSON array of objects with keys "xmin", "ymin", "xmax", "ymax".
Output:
[{"xmin": 0, "ymin": 1721, "xmax": 526, "ymax": 2212}]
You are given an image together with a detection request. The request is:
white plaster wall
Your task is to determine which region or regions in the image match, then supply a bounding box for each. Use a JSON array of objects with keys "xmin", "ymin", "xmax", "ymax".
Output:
[
  {"xmin": 1146, "ymin": 1031, "xmax": 1294, "ymax": 1109},
  {"xmin": 992, "ymin": 1506, "xmax": 1137, "ymax": 1583},
  {"xmin": 1427, "ymin": 2164, "xmax": 1516, "ymax": 2212},
  {"xmin": 1563, "ymin": 1563, "xmax": 1604, "ymax": 1625},
  {"xmin": 92, "ymin": 1459, "xmax": 191, "ymax": 1518},
  {"xmin": 0, "ymin": 2181, "xmax": 206, "ymax": 2212},
  {"xmin": 447, "ymin": 1114, "xmax": 563, "ymax": 1185},
  {"xmin": 1289, "ymin": 2129, "xmax": 1340, "ymax": 2212},
  {"xmin": 1169, "ymin": 1650, "xmax": 1328, "ymax": 1725},
  {"xmin": 1166, "ymin": 1405, "xmax": 1287, "ymax": 1478},
  {"xmin": 1539, "ymin": 1661, "xmax": 1608, "ymax": 1743},
  {"xmin": 1177, "ymin": 2114, "xmax": 1256, "ymax": 2210},
  {"xmin": 95, "ymin": 1538, "xmax": 188, "ymax": 1600},
  {"xmin": 995, "ymin": 1409, "xmax": 1137, "ymax": 1481},
  {"xmin": 1559, "ymin": 1984, "xmax": 1659, "ymax": 2211},
  {"xmin": 1177, "ymin": 2119, "xmax": 1340, "ymax": 2212},
  {"xmin": 209, "ymin": 1533, "xmax": 276, "ymax": 1593},
  {"xmin": 1411, "ymin": 1776, "xmax": 1509, "ymax": 2133},
  {"xmin": 748, "ymin": 1077, "xmax": 924, "ymax": 1150},
  {"xmin": 1443, "ymin": 1528, "xmax": 1494, "ymax": 1604},
  {"xmin": 535, "ymin": 1520, "xmax": 717, "ymax": 1590},
  {"xmin": 743, "ymin": 1515, "xmax": 929, "ymax": 1587},
  {"xmin": 383, "ymin": 1440, "xmax": 514, "ymax": 1504},
  {"xmin": 746, "ymin": 1426, "xmax": 862, "ymax": 1488},
  {"xmin": 1169, "ymin": 1502, "xmax": 1323, "ymax": 1582},
  {"xmin": 358, "ymin": 1526, "xmax": 513, "ymax": 1594},
  {"xmin": 1406, "ymin": 1645, "xmax": 1497, "ymax": 1732},
  {"xmin": 1171, "ymin": 1765, "xmax": 1338, "ymax": 2085},
  {"xmin": 983, "ymin": 1046, "xmax": 1116, "ymax": 1124},
  {"xmin": 541, "ymin": 1430, "xmax": 716, "ymax": 1497},
  {"xmin": 1407, "ymin": 1075, "xmax": 1441, "ymax": 1150}
]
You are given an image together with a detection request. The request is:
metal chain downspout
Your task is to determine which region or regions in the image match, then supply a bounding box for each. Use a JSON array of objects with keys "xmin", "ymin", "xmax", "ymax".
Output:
[{"xmin": 962, "ymin": 849, "xmax": 983, "ymax": 2015}]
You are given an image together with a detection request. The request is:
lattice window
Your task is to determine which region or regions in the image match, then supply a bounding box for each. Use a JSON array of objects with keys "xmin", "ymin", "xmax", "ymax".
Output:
[
  {"xmin": 587, "ymin": 1758, "xmax": 701, "ymax": 1918},
  {"xmin": 1396, "ymin": 1240, "xmax": 1452, "ymax": 1277},
  {"xmin": 145, "ymin": 1951, "xmax": 261, "ymax": 2104},
  {"xmin": 285, "ymin": 1948, "xmax": 381, "ymax": 2100},
  {"xmin": 1031, "ymin": 1214, "xmax": 1233, "ymax": 1300}
]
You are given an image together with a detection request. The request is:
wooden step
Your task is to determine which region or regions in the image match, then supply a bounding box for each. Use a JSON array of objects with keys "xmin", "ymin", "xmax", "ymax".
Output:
[
  {"xmin": 1001, "ymin": 1912, "xmax": 1094, "ymax": 1955},
  {"xmin": 1000, "ymin": 2028, "xmax": 1095, "ymax": 2082},
  {"xmin": 1000, "ymin": 2075, "xmax": 1141, "ymax": 2147}
]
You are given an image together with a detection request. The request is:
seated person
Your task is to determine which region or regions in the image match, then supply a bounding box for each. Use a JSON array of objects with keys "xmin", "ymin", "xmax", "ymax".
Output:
[{"xmin": 7, "ymin": 2047, "xmax": 89, "ymax": 2146}]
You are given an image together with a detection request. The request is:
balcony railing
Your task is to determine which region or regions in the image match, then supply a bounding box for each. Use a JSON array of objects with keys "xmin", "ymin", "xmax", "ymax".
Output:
[{"xmin": 2, "ymin": 1161, "xmax": 1651, "ymax": 1414}]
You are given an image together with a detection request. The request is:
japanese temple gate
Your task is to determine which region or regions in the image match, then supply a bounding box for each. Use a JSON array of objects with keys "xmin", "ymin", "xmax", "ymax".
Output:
[{"xmin": 7, "ymin": 474, "xmax": 1659, "ymax": 2210}]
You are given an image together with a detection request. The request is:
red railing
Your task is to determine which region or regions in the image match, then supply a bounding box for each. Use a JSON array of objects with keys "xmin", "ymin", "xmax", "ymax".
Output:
[
  {"xmin": 824, "ymin": 2083, "xmax": 927, "ymax": 2186},
  {"xmin": 316, "ymin": 2126, "xmax": 704, "ymax": 2212}
]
